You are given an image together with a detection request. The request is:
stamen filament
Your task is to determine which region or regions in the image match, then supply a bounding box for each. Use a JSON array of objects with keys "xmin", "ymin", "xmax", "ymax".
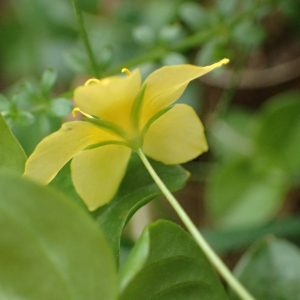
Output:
[
  {"xmin": 72, "ymin": 107, "xmax": 94, "ymax": 119},
  {"xmin": 121, "ymin": 68, "xmax": 131, "ymax": 76},
  {"xmin": 84, "ymin": 78, "xmax": 101, "ymax": 86}
]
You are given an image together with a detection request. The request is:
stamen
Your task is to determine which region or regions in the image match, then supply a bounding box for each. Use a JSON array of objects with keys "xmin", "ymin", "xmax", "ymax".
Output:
[
  {"xmin": 72, "ymin": 107, "xmax": 94, "ymax": 119},
  {"xmin": 122, "ymin": 68, "xmax": 131, "ymax": 76},
  {"xmin": 84, "ymin": 78, "xmax": 101, "ymax": 86}
]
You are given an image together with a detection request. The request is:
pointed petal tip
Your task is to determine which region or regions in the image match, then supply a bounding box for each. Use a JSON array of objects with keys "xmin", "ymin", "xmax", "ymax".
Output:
[
  {"xmin": 214, "ymin": 58, "xmax": 230, "ymax": 68},
  {"xmin": 221, "ymin": 58, "xmax": 230, "ymax": 65}
]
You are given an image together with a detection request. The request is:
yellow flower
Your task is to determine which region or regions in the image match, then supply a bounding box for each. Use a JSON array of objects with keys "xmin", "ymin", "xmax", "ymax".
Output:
[{"xmin": 24, "ymin": 59, "xmax": 229, "ymax": 211}]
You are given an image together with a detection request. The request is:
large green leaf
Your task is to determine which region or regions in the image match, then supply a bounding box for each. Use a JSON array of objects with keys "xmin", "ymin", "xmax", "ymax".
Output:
[
  {"xmin": 118, "ymin": 220, "xmax": 229, "ymax": 300},
  {"xmin": 255, "ymin": 91, "xmax": 300, "ymax": 173},
  {"xmin": 0, "ymin": 113, "xmax": 26, "ymax": 173},
  {"xmin": 206, "ymin": 156, "xmax": 290, "ymax": 229},
  {"xmin": 231, "ymin": 237, "xmax": 300, "ymax": 300},
  {"xmin": 0, "ymin": 172, "xmax": 117, "ymax": 300},
  {"xmin": 94, "ymin": 152, "xmax": 189, "ymax": 266}
]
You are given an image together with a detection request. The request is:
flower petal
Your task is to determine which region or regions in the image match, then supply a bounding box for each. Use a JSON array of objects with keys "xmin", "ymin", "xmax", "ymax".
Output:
[
  {"xmin": 24, "ymin": 121, "xmax": 122, "ymax": 184},
  {"xmin": 71, "ymin": 145, "xmax": 131, "ymax": 211},
  {"xmin": 140, "ymin": 59, "xmax": 229, "ymax": 129},
  {"xmin": 74, "ymin": 69, "xmax": 141, "ymax": 132},
  {"xmin": 142, "ymin": 104, "xmax": 208, "ymax": 164}
]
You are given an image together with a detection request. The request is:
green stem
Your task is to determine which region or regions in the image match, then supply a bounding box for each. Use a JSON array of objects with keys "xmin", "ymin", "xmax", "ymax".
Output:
[
  {"xmin": 71, "ymin": 0, "xmax": 100, "ymax": 78},
  {"xmin": 137, "ymin": 148, "xmax": 256, "ymax": 300}
]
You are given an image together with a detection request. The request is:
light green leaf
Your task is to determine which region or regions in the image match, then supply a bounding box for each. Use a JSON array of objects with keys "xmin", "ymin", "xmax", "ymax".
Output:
[
  {"xmin": 206, "ymin": 157, "xmax": 290, "ymax": 229},
  {"xmin": 179, "ymin": 2, "xmax": 209, "ymax": 31},
  {"xmin": 132, "ymin": 25, "xmax": 156, "ymax": 47},
  {"xmin": 0, "ymin": 113, "xmax": 26, "ymax": 173},
  {"xmin": 40, "ymin": 67, "xmax": 57, "ymax": 96},
  {"xmin": 48, "ymin": 98, "xmax": 74, "ymax": 117},
  {"xmin": 231, "ymin": 237, "xmax": 300, "ymax": 300},
  {"xmin": 255, "ymin": 91, "xmax": 300, "ymax": 173},
  {"xmin": 119, "ymin": 220, "xmax": 229, "ymax": 300},
  {"xmin": 232, "ymin": 20, "xmax": 266, "ymax": 48},
  {"xmin": 94, "ymin": 152, "xmax": 189, "ymax": 266},
  {"xmin": 216, "ymin": 0, "xmax": 237, "ymax": 16},
  {"xmin": 0, "ymin": 172, "xmax": 117, "ymax": 300},
  {"xmin": 162, "ymin": 52, "xmax": 188, "ymax": 66},
  {"xmin": 14, "ymin": 110, "xmax": 35, "ymax": 127}
]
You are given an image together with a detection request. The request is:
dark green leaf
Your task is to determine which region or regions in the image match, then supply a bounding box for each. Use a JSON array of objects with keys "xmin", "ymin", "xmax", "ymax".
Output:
[
  {"xmin": 231, "ymin": 237, "xmax": 300, "ymax": 300},
  {"xmin": 255, "ymin": 91, "xmax": 300, "ymax": 173},
  {"xmin": 0, "ymin": 113, "xmax": 26, "ymax": 174},
  {"xmin": 48, "ymin": 98, "xmax": 74, "ymax": 117},
  {"xmin": 0, "ymin": 172, "xmax": 117, "ymax": 300},
  {"xmin": 49, "ymin": 161, "xmax": 86, "ymax": 208},
  {"xmin": 206, "ymin": 157, "xmax": 290, "ymax": 229},
  {"xmin": 119, "ymin": 220, "xmax": 228, "ymax": 300},
  {"xmin": 40, "ymin": 67, "xmax": 57, "ymax": 96},
  {"xmin": 94, "ymin": 152, "xmax": 189, "ymax": 266}
]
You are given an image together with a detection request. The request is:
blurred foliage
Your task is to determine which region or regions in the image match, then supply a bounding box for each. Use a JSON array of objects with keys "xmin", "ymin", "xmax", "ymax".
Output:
[
  {"xmin": 207, "ymin": 91, "xmax": 300, "ymax": 229},
  {"xmin": 1, "ymin": 0, "xmax": 300, "ymax": 298},
  {"xmin": 231, "ymin": 237, "xmax": 300, "ymax": 299}
]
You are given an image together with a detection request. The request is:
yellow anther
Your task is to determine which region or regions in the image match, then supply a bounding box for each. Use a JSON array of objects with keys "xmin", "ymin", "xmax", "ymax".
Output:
[
  {"xmin": 121, "ymin": 68, "xmax": 131, "ymax": 76},
  {"xmin": 84, "ymin": 78, "xmax": 101, "ymax": 86},
  {"xmin": 72, "ymin": 107, "xmax": 93, "ymax": 119}
]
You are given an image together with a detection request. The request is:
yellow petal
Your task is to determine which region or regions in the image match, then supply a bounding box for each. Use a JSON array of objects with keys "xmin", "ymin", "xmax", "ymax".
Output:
[
  {"xmin": 24, "ymin": 121, "xmax": 122, "ymax": 184},
  {"xmin": 71, "ymin": 145, "xmax": 131, "ymax": 211},
  {"xmin": 140, "ymin": 59, "xmax": 229, "ymax": 129},
  {"xmin": 74, "ymin": 69, "xmax": 142, "ymax": 133},
  {"xmin": 142, "ymin": 104, "xmax": 208, "ymax": 164}
]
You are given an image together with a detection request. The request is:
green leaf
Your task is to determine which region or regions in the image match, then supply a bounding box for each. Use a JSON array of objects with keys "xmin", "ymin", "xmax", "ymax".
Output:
[
  {"xmin": 179, "ymin": 2, "xmax": 209, "ymax": 31},
  {"xmin": 49, "ymin": 161, "xmax": 86, "ymax": 208},
  {"xmin": 94, "ymin": 152, "xmax": 189, "ymax": 266},
  {"xmin": 40, "ymin": 67, "xmax": 57, "ymax": 96},
  {"xmin": 206, "ymin": 156, "xmax": 290, "ymax": 229},
  {"xmin": 232, "ymin": 20, "xmax": 266, "ymax": 48},
  {"xmin": 132, "ymin": 25, "xmax": 156, "ymax": 47},
  {"xmin": 162, "ymin": 52, "xmax": 188, "ymax": 66},
  {"xmin": 216, "ymin": 0, "xmax": 237, "ymax": 16},
  {"xmin": 0, "ymin": 94, "xmax": 10, "ymax": 111},
  {"xmin": 203, "ymin": 214, "xmax": 300, "ymax": 253},
  {"xmin": 209, "ymin": 109, "xmax": 256, "ymax": 161},
  {"xmin": 0, "ymin": 113, "xmax": 26, "ymax": 174},
  {"xmin": 0, "ymin": 172, "xmax": 117, "ymax": 300},
  {"xmin": 231, "ymin": 237, "xmax": 300, "ymax": 300},
  {"xmin": 158, "ymin": 24, "xmax": 185, "ymax": 45},
  {"xmin": 14, "ymin": 110, "xmax": 35, "ymax": 127},
  {"xmin": 48, "ymin": 98, "xmax": 74, "ymax": 117},
  {"xmin": 119, "ymin": 220, "xmax": 229, "ymax": 300},
  {"xmin": 255, "ymin": 91, "xmax": 300, "ymax": 173}
]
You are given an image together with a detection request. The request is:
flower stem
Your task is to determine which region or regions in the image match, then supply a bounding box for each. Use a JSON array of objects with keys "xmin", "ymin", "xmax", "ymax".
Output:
[
  {"xmin": 137, "ymin": 148, "xmax": 256, "ymax": 300},
  {"xmin": 71, "ymin": 0, "xmax": 100, "ymax": 78}
]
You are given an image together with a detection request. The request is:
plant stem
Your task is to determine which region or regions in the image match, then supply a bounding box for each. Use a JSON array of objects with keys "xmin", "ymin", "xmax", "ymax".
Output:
[
  {"xmin": 71, "ymin": 0, "xmax": 100, "ymax": 78},
  {"xmin": 137, "ymin": 148, "xmax": 256, "ymax": 300}
]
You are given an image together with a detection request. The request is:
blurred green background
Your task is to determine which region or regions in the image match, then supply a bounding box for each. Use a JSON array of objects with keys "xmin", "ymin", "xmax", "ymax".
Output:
[{"xmin": 1, "ymin": 0, "xmax": 300, "ymax": 265}]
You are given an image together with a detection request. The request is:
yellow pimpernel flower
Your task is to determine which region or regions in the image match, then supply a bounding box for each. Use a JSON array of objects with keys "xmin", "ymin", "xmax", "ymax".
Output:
[{"xmin": 24, "ymin": 59, "xmax": 229, "ymax": 211}]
